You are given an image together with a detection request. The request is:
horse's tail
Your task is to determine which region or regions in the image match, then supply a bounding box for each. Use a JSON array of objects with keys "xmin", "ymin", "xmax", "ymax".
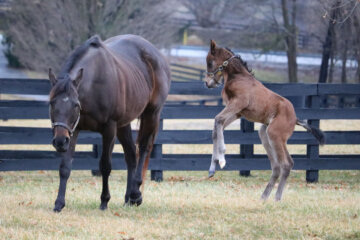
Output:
[{"xmin": 296, "ymin": 119, "xmax": 325, "ymax": 145}]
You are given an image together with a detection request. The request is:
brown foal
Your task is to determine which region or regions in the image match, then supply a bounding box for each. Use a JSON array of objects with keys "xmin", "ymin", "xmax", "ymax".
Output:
[{"xmin": 205, "ymin": 40, "xmax": 324, "ymax": 201}]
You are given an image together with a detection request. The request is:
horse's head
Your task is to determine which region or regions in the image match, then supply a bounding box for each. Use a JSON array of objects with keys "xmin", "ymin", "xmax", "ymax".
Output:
[
  {"xmin": 205, "ymin": 40, "xmax": 233, "ymax": 88},
  {"xmin": 48, "ymin": 68, "xmax": 83, "ymax": 152}
]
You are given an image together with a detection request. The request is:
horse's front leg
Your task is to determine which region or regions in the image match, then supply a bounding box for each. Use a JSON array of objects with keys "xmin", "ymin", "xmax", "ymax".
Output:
[
  {"xmin": 99, "ymin": 122, "xmax": 117, "ymax": 210},
  {"xmin": 209, "ymin": 105, "xmax": 240, "ymax": 178},
  {"xmin": 54, "ymin": 130, "xmax": 79, "ymax": 212},
  {"xmin": 116, "ymin": 124, "xmax": 136, "ymax": 204}
]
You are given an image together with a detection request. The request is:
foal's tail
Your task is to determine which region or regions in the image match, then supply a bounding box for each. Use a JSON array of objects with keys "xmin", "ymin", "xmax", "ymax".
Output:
[{"xmin": 296, "ymin": 119, "xmax": 325, "ymax": 145}]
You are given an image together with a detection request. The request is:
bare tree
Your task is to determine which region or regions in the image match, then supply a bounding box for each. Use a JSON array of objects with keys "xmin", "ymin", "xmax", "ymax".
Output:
[
  {"xmin": 182, "ymin": 0, "xmax": 227, "ymax": 28},
  {"xmin": 281, "ymin": 0, "xmax": 298, "ymax": 83},
  {"xmin": 318, "ymin": 0, "xmax": 360, "ymax": 83},
  {"xmin": 3, "ymin": 0, "xmax": 180, "ymax": 72}
]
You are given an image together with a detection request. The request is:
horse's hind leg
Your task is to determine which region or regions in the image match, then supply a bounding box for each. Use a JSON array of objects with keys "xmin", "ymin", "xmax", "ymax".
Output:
[
  {"xmin": 99, "ymin": 122, "xmax": 117, "ymax": 210},
  {"xmin": 117, "ymin": 124, "xmax": 137, "ymax": 204},
  {"xmin": 54, "ymin": 130, "xmax": 79, "ymax": 212},
  {"xmin": 275, "ymin": 147, "xmax": 294, "ymax": 201},
  {"xmin": 130, "ymin": 106, "xmax": 161, "ymax": 206},
  {"xmin": 259, "ymin": 124, "xmax": 280, "ymax": 200},
  {"xmin": 266, "ymin": 120, "xmax": 294, "ymax": 201}
]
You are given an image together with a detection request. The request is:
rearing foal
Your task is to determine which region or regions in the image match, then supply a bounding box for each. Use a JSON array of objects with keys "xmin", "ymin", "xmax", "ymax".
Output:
[
  {"xmin": 205, "ymin": 40, "xmax": 324, "ymax": 201},
  {"xmin": 49, "ymin": 35, "xmax": 170, "ymax": 212}
]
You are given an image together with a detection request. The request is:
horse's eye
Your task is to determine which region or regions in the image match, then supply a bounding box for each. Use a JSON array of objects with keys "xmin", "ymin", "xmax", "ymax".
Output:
[{"xmin": 207, "ymin": 62, "xmax": 212, "ymax": 69}]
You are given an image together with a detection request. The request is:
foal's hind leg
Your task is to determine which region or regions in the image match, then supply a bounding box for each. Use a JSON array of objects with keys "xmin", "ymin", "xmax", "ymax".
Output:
[
  {"xmin": 259, "ymin": 125, "xmax": 280, "ymax": 200},
  {"xmin": 275, "ymin": 148, "xmax": 294, "ymax": 201},
  {"xmin": 130, "ymin": 106, "xmax": 161, "ymax": 206},
  {"xmin": 266, "ymin": 121, "xmax": 294, "ymax": 201},
  {"xmin": 99, "ymin": 122, "xmax": 117, "ymax": 210},
  {"xmin": 117, "ymin": 124, "xmax": 137, "ymax": 204}
]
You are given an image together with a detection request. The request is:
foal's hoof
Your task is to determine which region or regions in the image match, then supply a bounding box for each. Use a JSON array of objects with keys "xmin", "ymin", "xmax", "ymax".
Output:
[
  {"xmin": 129, "ymin": 195, "xmax": 142, "ymax": 206},
  {"xmin": 219, "ymin": 159, "xmax": 226, "ymax": 169},
  {"xmin": 208, "ymin": 171, "xmax": 215, "ymax": 178}
]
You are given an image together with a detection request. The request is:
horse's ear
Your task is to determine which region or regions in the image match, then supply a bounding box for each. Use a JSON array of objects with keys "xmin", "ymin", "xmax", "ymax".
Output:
[
  {"xmin": 210, "ymin": 39, "xmax": 217, "ymax": 55},
  {"xmin": 48, "ymin": 68, "xmax": 57, "ymax": 86},
  {"xmin": 73, "ymin": 68, "xmax": 83, "ymax": 87}
]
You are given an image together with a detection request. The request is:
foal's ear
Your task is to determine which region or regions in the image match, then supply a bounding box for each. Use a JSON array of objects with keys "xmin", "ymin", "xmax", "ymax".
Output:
[
  {"xmin": 73, "ymin": 68, "xmax": 83, "ymax": 87},
  {"xmin": 210, "ymin": 39, "xmax": 217, "ymax": 55},
  {"xmin": 48, "ymin": 68, "xmax": 57, "ymax": 86}
]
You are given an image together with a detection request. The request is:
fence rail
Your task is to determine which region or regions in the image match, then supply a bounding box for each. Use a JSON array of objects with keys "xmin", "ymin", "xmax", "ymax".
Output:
[{"xmin": 1, "ymin": 78, "xmax": 360, "ymax": 183}]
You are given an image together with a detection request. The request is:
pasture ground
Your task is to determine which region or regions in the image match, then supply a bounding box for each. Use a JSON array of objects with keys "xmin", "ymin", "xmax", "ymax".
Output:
[{"xmin": 0, "ymin": 170, "xmax": 359, "ymax": 240}]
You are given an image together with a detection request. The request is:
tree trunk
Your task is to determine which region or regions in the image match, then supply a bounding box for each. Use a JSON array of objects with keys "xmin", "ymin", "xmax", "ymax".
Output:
[
  {"xmin": 329, "ymin": 54, "xmax": 335, "ymax": 83},
  {"xmin": 341, "ymin": 40, "xmax": 348, "ymax": 83},
  {"xmin": 352, "ymin": 10, "xmax": 360, "ymax": 83},
  {"xmin": 281, "ymin": 0, "xmax": 298, "ymax": 83},
  {"xmin": 318, "ymin": 1, "xmax": 340, "ymax": 83}
]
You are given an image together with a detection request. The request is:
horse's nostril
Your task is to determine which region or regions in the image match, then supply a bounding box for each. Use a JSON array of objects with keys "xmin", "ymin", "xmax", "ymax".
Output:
[
  {"xmin": 52, "ymin": 138, "xmax": 56, "ymax": 147},
  {"xmin": 64, "ymin": 137, "xmax": 70, "ymax": 144}
]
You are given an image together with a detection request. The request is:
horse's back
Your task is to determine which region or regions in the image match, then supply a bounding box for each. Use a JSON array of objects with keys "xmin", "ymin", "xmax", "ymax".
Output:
[
  {"xmin": 105, "ymin": 35, "xmax": 169, "ymax": 72},
  {"xmin": 105, "ymin": 35, "xmax": 171, "ymax": 105}
]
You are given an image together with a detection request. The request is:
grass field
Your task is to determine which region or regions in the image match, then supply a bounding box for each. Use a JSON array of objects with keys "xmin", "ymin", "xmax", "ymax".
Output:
[{"xmin": 0, "ymin": 170, "xmax": 359, "ymax": 240}]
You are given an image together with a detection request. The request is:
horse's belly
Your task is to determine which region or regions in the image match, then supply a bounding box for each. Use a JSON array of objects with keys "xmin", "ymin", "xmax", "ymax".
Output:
[{"xmin": 241, "ymin": 109, "xmax": 268, "ymax": 124}]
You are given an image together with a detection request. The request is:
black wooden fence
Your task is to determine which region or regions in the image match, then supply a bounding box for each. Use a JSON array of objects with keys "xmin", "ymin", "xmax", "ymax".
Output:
[
  {"xmin": 1, "ymin": 78, "xmax": 360, "ymax": 182},
  {"xmin": 170, "ymin": 63, "xmax": 205, "ymax": 82}
]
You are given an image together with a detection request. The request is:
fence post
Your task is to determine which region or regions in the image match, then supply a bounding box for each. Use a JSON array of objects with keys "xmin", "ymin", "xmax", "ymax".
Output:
[
  {"xmin": 200, "ymin": 70, "xmax": 205, "ymax": 82},
  {"xmin": 306, "ymin": 95, "xmax": 320, "ymax": 183},
  {"xmin": 239, "ymin": 119, "xmax": 254, "ymax": 177},
  {"xmin": 151, "ymin": 119, "xmax": 163, "ymax": 182}
]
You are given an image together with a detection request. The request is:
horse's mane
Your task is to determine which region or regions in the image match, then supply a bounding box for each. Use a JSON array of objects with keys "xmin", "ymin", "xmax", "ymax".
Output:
[
  {"xmin": 58, "ymin": 35, "xmax": 101, "ymax": 79},
  {"xmin": 225, "ymin": 47, "xmax": 254, "ymax": 76},
  {"xmin": 49, "ymin": 74, "xmax": 74, "ymax": 100},
  {"xmin": 50, "ymin": 35, "xmax": 102, "ymax": 99}
]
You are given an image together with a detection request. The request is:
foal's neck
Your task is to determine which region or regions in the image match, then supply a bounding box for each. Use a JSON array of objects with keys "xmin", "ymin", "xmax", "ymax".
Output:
[{"xmin": 223, "ymin": 60, "xmax": 253, "ymax": 84}]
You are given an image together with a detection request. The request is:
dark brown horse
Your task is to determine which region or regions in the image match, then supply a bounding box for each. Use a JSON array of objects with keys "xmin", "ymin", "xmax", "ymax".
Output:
[
  {"xmin": 48, "ymin": 34, "xmax": 170, "ymax": 212},
  {"xmin": 205, "ymin": 40, "xmax": 324, "ymax": 201}
]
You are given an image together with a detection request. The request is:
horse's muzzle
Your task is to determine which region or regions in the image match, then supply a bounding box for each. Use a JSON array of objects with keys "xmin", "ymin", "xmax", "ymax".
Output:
[{"xmin": 52, "ymin": 136, "xmax": 70, "ymax": 152}]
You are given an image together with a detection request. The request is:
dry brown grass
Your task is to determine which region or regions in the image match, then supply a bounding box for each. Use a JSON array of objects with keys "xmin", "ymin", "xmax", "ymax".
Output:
[
  {"xmin": 0, "ymin": 170, "xmax": 359, "ymax": 240},
  {"xmin": 0, "ymin": 119, "xmax": 359, "ymax": 239}
]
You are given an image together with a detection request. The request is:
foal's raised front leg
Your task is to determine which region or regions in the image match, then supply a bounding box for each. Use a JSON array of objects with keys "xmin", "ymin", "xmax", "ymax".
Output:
[
  {"xmin": 209, "ymin": 104, "xmax": 240, "ymax": 177},
  {"xmin": 99, "ymin": 122, "xmax": 117, "ymax": 210},
  {"xmin": 54, "ymin": 130, "xmax": 79, "ymax": 212}
]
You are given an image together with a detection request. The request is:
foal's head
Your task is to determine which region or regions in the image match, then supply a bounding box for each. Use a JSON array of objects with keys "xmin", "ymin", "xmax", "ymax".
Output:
[
  {"xmin": 48, "ymin": 68, "xmax": 83, "ymax": 152},
  {"xmin": 205, "ymin": 40, "xmax": 233, "ymax": 88}
]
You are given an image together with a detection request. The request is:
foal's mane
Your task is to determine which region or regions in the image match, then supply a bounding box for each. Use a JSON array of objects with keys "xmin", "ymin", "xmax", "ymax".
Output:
[
  {"xmin": 50, "ymin": 35, "xmax": 102, "ymax": 99},
  {"xmin": 225, "ymin": 47, "xmax": 254, "ymax": 76}
]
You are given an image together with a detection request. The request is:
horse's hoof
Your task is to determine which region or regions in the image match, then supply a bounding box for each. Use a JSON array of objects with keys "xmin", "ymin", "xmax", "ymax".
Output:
[
  {"xmin": 219, "ymin": 159, "xmax": 226, "ymax": 169},
  {"xmin": 129, "ymin": 195, "xmax": 142, "ymax": 206},
  {"xmin": 99, "ymin": 204, "xmax": 108, "ymax": 211},
  {"xmin": 208, "ymin": 171, "xmax": 215, "ymax": 178},
  {"xmin": 53, "ymin": 207, "xmax": 63, "ymax": 213},
  {"xmin": 53, "ymin": 202, "xmax": 65, "ymax": 212}
]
